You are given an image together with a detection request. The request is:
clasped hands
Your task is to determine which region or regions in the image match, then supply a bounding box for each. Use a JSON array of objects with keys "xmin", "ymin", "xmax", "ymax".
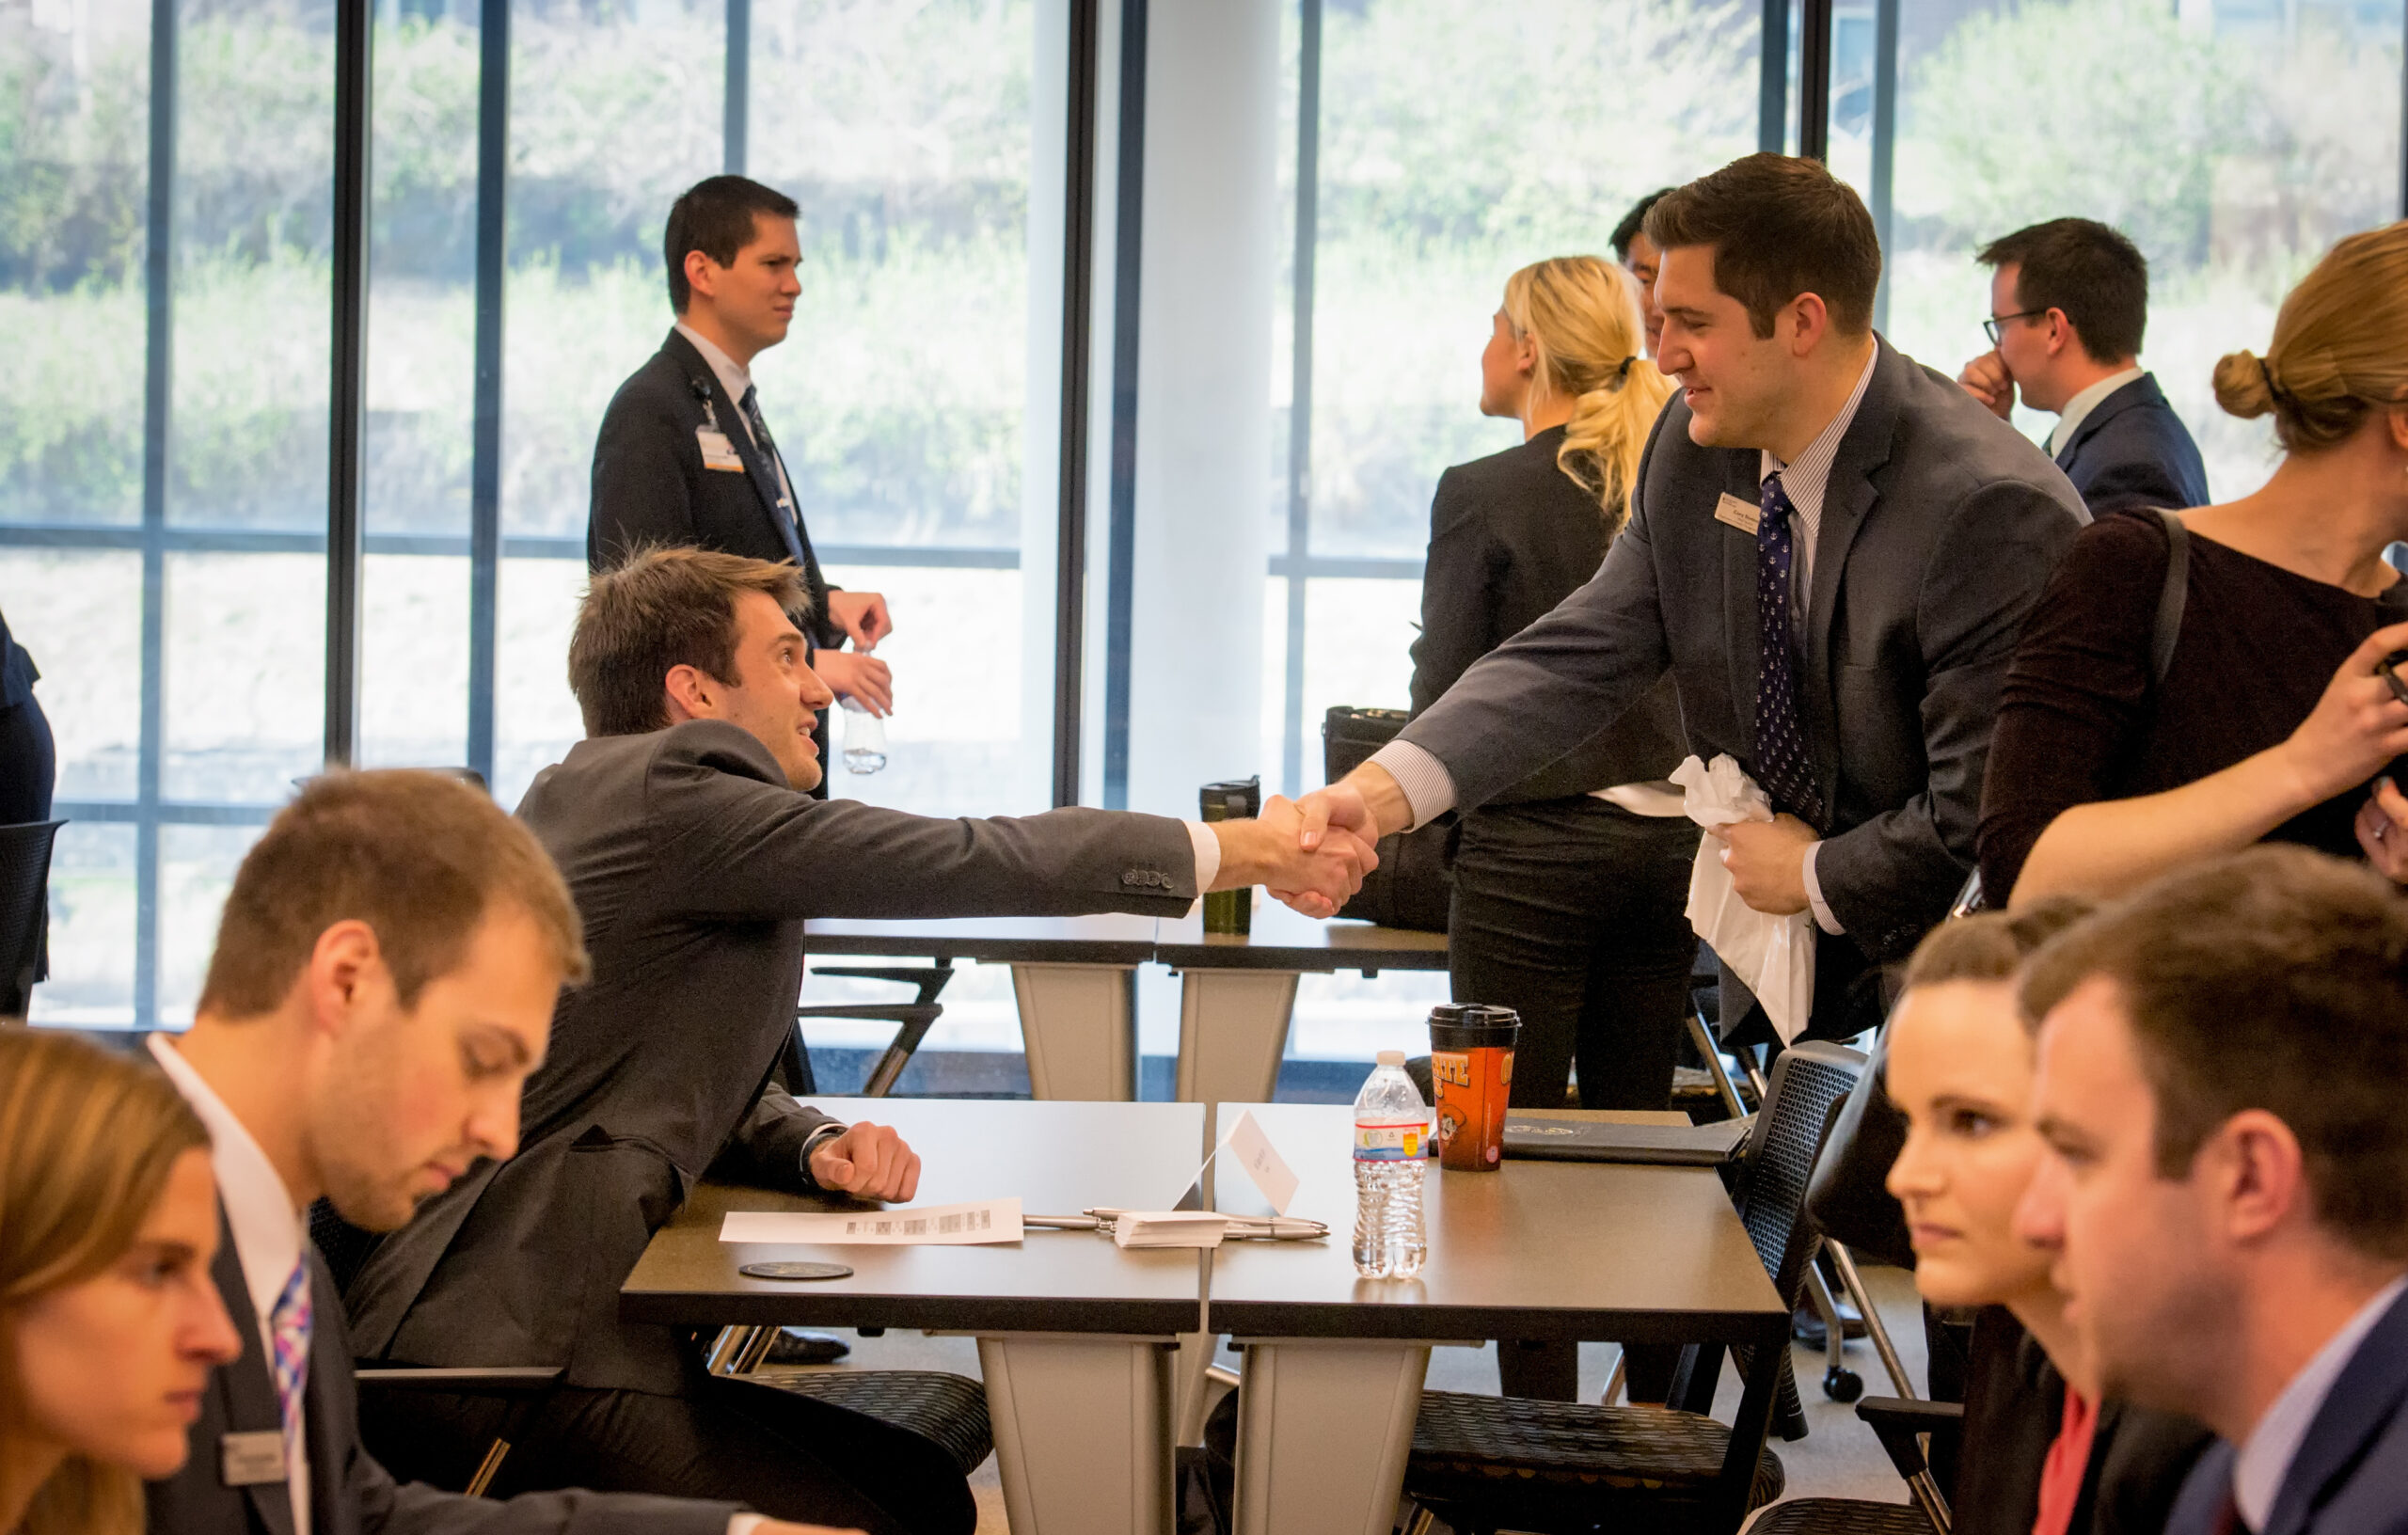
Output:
[{"xmin": 1207, "ymin": 794, "xmax": 1382, "ymax": 918}]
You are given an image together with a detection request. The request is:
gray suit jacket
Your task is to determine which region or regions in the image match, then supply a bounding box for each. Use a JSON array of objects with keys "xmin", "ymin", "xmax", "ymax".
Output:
[
  {"xmin": 149, "ymin": 1229, "xmax": 731, "ymax": 1535},
  {"xmin": 344, "ymin": 720, "xmax": 1199, "ymax": 1394},
  {"xmin": 1397, "ymin": 339, "xmax": 2086, "ymax": 964}
]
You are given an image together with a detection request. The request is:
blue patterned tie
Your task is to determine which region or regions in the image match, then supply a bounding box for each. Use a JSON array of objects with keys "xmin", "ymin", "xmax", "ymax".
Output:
[
  {"xmin": 1754, "ymin": 474, "xmax": 1824, "ymax": 828},
  {"xmin": 268, "ymin": 1260, "xmax": 310, "ymax": 1466}
]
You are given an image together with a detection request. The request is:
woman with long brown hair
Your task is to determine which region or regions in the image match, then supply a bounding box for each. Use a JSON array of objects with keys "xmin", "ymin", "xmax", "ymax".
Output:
[{"xmin": 1, "ymin": 1030, "xmax": 241, "ymax": 1535}]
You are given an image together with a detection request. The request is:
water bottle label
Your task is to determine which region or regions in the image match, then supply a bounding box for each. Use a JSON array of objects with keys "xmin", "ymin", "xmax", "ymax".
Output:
[{"xmin": 1354, "ymin": 1119, "xmax": 1423, "ymax": 1160}]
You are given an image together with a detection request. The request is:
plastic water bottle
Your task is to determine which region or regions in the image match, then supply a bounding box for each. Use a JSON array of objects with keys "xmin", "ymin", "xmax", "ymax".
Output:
[
  {"xmin": 1353, "ymin": 1049, "xmax": 1429, "ymax": 1278},
  {"xmin": 841, "ymin": 697, "xmax": 887, "ymax": 774}
]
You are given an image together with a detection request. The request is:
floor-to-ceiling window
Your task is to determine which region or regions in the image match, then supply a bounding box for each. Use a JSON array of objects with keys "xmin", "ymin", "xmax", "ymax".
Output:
[{"xmin": 1864, "ymin": 0, "xmax": 2405, "ymax": 499}]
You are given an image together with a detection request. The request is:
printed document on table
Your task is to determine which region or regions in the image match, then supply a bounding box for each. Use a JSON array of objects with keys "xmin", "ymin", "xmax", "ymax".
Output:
[{"xmin": 721, "ymin": 1197, "xmax": 1024, "ymax": 1245}]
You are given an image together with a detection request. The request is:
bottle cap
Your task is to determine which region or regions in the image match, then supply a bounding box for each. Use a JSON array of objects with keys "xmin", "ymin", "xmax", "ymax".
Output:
[{"xmin": 1375, "ymin": 1049, "xmax": 1406, "ymax": 1066}]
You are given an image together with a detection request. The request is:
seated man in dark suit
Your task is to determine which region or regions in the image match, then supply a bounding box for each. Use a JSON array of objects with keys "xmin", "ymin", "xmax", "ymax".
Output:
[
  {"xmin": 145, "ymin": 768, "xmax": 850, "ymax": 1535},
  {"xmin": 343, "ymin": 548, "xmax": 1375, "ymax": 1535},
  {"xmin": 1957, "ymin": 217, "xmax": 2210, "ymax": 515},
  {"xmin": 2017, "ymin": 847, "xmax": 2408, "ymax": 1535}
]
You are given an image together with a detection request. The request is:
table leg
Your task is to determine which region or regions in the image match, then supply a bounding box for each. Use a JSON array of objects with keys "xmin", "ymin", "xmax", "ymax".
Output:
[
  {"xmin": 1173, "ymin": 969, "xmax": 1301, "ymax": 1105},
  {"xmin": 1708, "ymin": 1322, "xmax": 1788, "ymax": 1528},
  {"xmin": 1010, "ymin": 962, "xmax": 1140, "ymax": 1100},
  {"xmin": 976, "ymin": 1334, "xmax": 1178, "ymax": 1535},
  {"xmin": 1228, "ymin": 1338, "xmax": 1430, "ymax": 1535}
]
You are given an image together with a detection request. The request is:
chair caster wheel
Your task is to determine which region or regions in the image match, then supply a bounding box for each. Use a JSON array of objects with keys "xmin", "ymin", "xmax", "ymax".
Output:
[{"xmin": 1822, "ymin": 1365, "xmax": 1863, "ymax": 1402}]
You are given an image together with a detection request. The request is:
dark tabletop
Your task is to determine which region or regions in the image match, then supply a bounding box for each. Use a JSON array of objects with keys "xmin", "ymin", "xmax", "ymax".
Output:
[
  {"xmin": 621, "ymin": 1098, "xmax": 1208, "ymax": 1335},
  {"xmin": 1205, "ymin": 1103, "xmax": 1786, "ymax": 1345},
  {"xmin": 802, "ymin": 912, "xmax": 1164, "ymax": 966},
  {"xmin": 1153, "ymin": 902, "xmax": 1450, "ymax": 973}
]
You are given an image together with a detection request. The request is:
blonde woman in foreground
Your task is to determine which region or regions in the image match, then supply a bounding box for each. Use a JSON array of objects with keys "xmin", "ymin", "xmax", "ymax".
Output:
[
  {"xmin": 1885, "ymin": 907, "xmax": 2207, "ymax": 1535},
  {"xmin": 0, "ymin": 1029, "xmax": 241, "ymax": 1535}
]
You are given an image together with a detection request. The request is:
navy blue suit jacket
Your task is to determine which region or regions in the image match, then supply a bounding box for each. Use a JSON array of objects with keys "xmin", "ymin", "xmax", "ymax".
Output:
[
  {"xmin": 2165, "ymin": 1284, "xmax": 2408, "ymax": 1535},
  {"xmin": 2054, "ymin": 372, "xmax": 2210, "ymax": 516}
]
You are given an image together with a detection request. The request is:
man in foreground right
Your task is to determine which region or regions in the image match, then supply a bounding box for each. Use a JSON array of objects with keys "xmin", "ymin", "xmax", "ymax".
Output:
[{"xmin": 2018, "ymin": 847, "xmax": 2408, "ymax": 1535}]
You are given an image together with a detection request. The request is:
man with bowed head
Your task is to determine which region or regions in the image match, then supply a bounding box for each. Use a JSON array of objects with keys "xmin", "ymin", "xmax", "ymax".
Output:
[
  {"xmin": 2016, "ymin": 847, "xmax": 2408, "ymax": 1535},
  {"xmin": 343, "ymin": 548, "xmax": 1378, "ymax": 1535},
  {"xmin": 1298, "ymin": 152, "xmax": 2085, "ymax": 1045},
  {"xmin": 144, "ymin": 768, "xmax": 863, "ymax": 1535}
]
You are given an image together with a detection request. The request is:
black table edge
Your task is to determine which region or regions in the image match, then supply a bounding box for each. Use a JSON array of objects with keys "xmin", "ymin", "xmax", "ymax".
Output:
[
  {"xmin": 623, "ymin": 1289, "xmax": 1199, "ymax": 1337},
  {"xmin": 1204, "ymin": 1302, "xmax": 1790, "ymax": 1347}
]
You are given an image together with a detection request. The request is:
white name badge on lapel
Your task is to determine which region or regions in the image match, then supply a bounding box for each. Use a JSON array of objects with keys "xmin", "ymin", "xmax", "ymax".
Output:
[
  {"xmin": 220, "ymin": 1430, "xmax": 288, "ymax": 1486},
  {"xmin": 1713, "ymin": 492, "xmax": 1762, "ymax": 536},
  {"xmin": 696, "ymin": 428, "xmax": 745, "ymax": 473}
]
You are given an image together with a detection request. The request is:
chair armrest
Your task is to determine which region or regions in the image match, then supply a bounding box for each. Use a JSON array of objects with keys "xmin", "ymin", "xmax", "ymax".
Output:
[
  {"xmin": 354, "ymin": 1367, "xmax": 562, "ymax": 1395},
  {"xmin": 795, "ymin": 1005, "xmax": 942, "ymax": 1026},
  {"xmin": 810, "ymin": 966, "xmax": 956, "ymax": 1005},
  {"xmin": 1855, "ymin": 1397, "xmax": 1962, "ymax": 1483}
]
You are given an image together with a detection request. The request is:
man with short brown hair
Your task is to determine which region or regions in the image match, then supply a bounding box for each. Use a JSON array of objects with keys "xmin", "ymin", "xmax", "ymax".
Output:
[
  {"xmin": 1304, "ymin": 150, "xmax": 2085, "ymax": 1054},
  {"xmin": 148, "ymin": 769, "xmax": 850, "ymax": 1535},
  {"xmin": 344, "ymin": 547, "xmax": 1378, "ymax": 1532},
  {"xmin": 2016, "ymin": 847, "xmax": 2408, "ymax": 1535}
]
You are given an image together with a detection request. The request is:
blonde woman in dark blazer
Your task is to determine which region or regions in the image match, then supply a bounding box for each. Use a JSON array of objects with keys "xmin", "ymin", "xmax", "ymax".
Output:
[{"xmin": 1410, "ymin": 256, "xmax": 1691, "ymax": 1122}]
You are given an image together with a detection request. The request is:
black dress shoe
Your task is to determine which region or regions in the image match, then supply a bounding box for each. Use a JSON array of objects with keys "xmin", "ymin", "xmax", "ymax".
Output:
[{"xmin": 764, "ymin": 1328, "xmax": 852, "ymax": 1365}]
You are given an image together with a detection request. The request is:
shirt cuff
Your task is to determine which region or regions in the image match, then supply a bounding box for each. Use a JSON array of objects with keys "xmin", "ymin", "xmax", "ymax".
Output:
[
  {"xmin": 1184, "ymin": 820, "xmax": 1224, "ymax": 895},
  {"xmin": 730, "ymin": 1516, "xmax": 766, "ymax": 1535},
  {"xmin": 1801, "ymin": 841, "xmax": 1845, "ymax": 935},
  {"xmin": 1364, "ymin": 739, "xmax": 1458, "ymax": 831},
  {"xmin": 798, "ymin": 1121, "xmax": 847, "ymax": 1182}
]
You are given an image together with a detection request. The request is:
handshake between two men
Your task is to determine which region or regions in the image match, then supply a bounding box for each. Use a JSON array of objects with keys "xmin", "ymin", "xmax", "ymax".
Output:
[{"xmin": 1220, "ymin": 792, "xmax": 1387, "ymax": 919}]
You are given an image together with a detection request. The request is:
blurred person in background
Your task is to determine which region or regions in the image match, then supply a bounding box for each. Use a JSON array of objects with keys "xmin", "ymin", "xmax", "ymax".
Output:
[
  {"xmin": 1885, "ymin": 906, "xmax": 2209, "ymax": 1535},
  {"xmin": 1409, "ymin": 255, "xmax": 1688, "ymax": 1402},
  {"xmin": 0, "ymin": 606, "xmax": 55, "ymax": 1013},
  {"xmin": 1980, "ymin": 221, "xmax": 2408, "ymax": 907},
  {"xmin": 590, "ymin": 176, "xmax": 894, "ymax": 797},
  {"xmin": 0, "ymin": 1029, "xmax": 241, "ymax": 1535},
  {"xmin": 1609, "ymin": 189, "xmax": 1674, "ymax": 357},
  {"xmin": 1956, "ymin": 218, "xmax": 2209, "ymax": 517}
]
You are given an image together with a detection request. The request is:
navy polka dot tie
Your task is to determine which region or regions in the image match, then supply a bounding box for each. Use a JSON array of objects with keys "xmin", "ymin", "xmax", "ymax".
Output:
[{"xmin": 1754, "ymin": 474, "xmax": 1824, "ymax": 829}]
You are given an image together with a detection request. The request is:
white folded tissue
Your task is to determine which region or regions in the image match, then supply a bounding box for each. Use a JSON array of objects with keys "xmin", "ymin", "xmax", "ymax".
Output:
[{"xmin": 1671, "ymin": 752, "xmax": 1817, "ymax": 1046}]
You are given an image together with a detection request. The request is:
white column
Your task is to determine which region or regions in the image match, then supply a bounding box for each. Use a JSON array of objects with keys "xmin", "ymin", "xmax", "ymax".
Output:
[{"xmin": 1123, "ymin": 0, "xmax": 1280, "ymax": 819}]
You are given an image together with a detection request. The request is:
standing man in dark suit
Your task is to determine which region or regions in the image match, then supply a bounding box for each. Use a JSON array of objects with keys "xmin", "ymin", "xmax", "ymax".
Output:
[
  {"xmin": 2015, "ymin": 847, "xmax": 2408, "ymax": 1535},
  {"xmin": 1298, "ymin": 152, "xmax": 2088, "ymax": 1044},
  {"xmin": 1957, "ymin": 217, "xmax": 2211, "ymax": 516},
  {"xmin": 590, "ymin": 175, "xmax": 894, "ymax": 731},
  {"xmin": 343, "ymin": 549, "xmax": 1377, "ymax": 1535},
  {"xmin": 143, "ymin": 769, "xmax": 854, "ymax": 1535},
  {"xmin": 0, "ymin": 605, "xmax": 55, "ymax": 1011}
]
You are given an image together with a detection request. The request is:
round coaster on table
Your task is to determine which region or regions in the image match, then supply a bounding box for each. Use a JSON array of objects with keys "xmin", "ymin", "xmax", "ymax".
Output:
[{"xmin": 738, "ymin": 1260, "xmax": 855, "ymax": 1282}]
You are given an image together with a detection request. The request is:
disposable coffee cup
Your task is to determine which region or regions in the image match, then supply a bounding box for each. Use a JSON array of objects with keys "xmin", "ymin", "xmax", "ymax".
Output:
[{"xmin": 1428, "ymin": 1004, "xmax": 1519, "ymax": 1171}]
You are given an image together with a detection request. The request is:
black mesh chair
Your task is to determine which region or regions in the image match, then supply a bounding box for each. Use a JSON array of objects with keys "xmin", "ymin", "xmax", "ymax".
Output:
[
  {"xmin": 1743, "ymin": 1395, "xmax": 1959, "ymax": 1535},
  {"xmin": 1399, "ymin": 1040, "xmax": 1869, "ymax": 1535},
  {"xmin": 0, "ymin": 819, "xmax": 63, "ymax": 1019}
]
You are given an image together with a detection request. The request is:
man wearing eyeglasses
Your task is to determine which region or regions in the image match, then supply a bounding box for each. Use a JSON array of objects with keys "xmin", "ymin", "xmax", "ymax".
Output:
[{"xmin": 1958, "ymin": 218, "xmax": 2210, "ymax": 517}]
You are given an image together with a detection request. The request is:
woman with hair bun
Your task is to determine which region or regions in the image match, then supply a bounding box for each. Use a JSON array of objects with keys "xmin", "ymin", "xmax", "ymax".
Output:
[
  {"xmin": 1408, "ymin": 256, "xmax": 1691, "ymax": 1400},
  {"xmin": 1979, "ymin": 221, "xmax": 2408, "ymax": 905},
  {"xmin": 0, "ymin": 1029, "xmax": 241, "ymax": 1535}
]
